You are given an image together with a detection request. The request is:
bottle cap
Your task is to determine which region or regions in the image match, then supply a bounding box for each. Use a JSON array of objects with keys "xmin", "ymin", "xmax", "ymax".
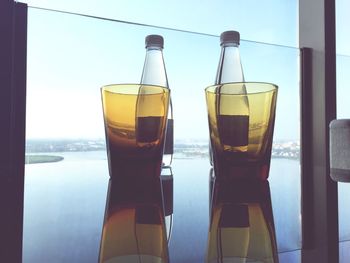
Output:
[
  {"xmin": 145, "ymin": 34, "xmax": 164, "ymax": 48},
  {"xmin": 220, "ymin": 30, "xmax": 240, "ymax": 46}
]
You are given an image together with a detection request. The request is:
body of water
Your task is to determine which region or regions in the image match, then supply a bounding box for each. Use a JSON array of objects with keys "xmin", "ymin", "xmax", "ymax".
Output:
[{"xmin": 23, "ymin": 151, "xmax": 304, "ymax": 262}]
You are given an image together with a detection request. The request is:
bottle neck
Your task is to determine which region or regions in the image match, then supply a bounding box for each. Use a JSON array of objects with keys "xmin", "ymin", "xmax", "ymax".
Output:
[
  {"xmin": 141, "ymin": 47, "xmax": 169, "ymax": 88},
  {"xmin": 215, "ymin": 44, "xmax": 244, "ymax": 84}
]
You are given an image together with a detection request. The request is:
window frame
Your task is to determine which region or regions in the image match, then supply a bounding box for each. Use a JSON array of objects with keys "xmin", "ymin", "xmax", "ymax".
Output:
[
  {"xmin": 0, "ymin": 0, "xmax": 340, "ymax": 262},
  {"xmin": 0, "ymin": 1, "xmax": 27, "ymax": 262},
  {"xmin": 299, "ymin": 0, "xmax": 338, "ymax": 262}
]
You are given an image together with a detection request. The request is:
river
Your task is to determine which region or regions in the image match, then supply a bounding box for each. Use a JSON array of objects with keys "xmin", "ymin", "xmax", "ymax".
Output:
[{"xmin": 23, "ymin": 151, "xmax": 307, "ymax": 262}]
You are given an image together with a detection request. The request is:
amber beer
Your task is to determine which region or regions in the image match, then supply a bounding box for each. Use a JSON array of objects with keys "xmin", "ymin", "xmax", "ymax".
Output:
[
  {"xmin": 101, "ymin": 84, "xmax": 170, "ymax": 179},
  {"xmin": 206, "ymin": 82, "xmax": 278, "ymax": 180}
]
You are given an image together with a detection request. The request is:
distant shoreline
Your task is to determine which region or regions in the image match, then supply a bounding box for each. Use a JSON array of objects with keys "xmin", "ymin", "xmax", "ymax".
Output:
[
  {"xmin": 24, "ymin": 152, "xmax": 299, "ymax": 163},
  {"xmin": 25, "ymin": 155, "xmax": 64, "ymax": 164},
  {"xmin": 25, "ymin": 139, "xmax": 300, "ymax": 162}
]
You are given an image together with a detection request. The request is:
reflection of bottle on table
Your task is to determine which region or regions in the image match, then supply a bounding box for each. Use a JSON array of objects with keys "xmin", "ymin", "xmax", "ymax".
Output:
[
  {"xmin": 161, "ymin": 167, "xmax": 174, "ymax": 243},
  {"xmin": 207, "ymin": 177, "xmax": 278, "ymax": 263},
  {"xmin": 99, "ymin": 179, "xmax": 169, "ymax": 263}
]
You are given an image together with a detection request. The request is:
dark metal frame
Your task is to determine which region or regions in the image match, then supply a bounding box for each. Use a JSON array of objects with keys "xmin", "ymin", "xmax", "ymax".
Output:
[
  {"xmin": 300, "ymin": 0, "xmax": 338, "ymax": 262},
  {"xmin": 0, "ymin": 0, "xmax": 27, "ymax": 262},
  {"xmin": 300, "ymin": 47, "xmax": 314, "ymax": 249}
]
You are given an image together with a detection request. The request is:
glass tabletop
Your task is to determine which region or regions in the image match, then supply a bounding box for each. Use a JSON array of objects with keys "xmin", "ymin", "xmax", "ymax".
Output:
[{"xmin": 23, "ymin": 151, "xmax": 301, "ymax": 262}]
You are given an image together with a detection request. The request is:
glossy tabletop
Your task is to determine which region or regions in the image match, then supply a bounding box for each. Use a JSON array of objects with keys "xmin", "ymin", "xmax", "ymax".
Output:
[{"xmin": 23, "ymin": 151, "xmax": 301, "ymax": 263}]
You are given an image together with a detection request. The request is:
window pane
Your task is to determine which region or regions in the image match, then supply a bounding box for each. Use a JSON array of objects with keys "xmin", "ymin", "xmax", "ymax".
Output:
[
  {"xmin": 20, "ymin": 0, "xmax": 298, "ymax": 47},
  {"xmin": 24, "ymin": 7, "xmax": 300, "ymax": 263},
  {"xmin": 336, "ymin": 0, "xmax": 350, "ymax": 261},
  {"xmin": 336, "ymin": 0, "xmax": 350, "ymax": 56},
  {"xmin": 336, "ymin": 54, "xmax": 350, "ymax": 263}
]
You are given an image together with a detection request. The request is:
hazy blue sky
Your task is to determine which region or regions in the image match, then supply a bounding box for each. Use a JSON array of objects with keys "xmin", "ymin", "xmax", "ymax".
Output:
[
  {"xmin": 22, "ymin": 1, "xmax": 298, "ymax": 140},
  {"xmin": 19, "ymin": 0, "xmax": 350, "ymax": 140},
  {"xmin": 20, "ymin": 0, "xmax": 298, "ymax": 47}
]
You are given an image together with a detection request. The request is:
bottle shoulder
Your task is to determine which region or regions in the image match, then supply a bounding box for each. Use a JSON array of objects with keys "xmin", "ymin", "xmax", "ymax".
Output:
[{"xmin": 215, "ymin": 46, "xmax": 244, "ymax": 84}]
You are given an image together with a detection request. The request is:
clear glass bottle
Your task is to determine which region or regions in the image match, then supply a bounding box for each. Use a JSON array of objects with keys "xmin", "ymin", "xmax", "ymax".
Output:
[
  {"xmin": 215, "ymin": 30, "xmax": 245, "ymax": 84},
  {"xmin": 141, "ymin": 34, "xmax": 173, "ymax": 167},
  {"xmin": 210, "ymin": 30, "xmax": 248, "ymax": 165}
]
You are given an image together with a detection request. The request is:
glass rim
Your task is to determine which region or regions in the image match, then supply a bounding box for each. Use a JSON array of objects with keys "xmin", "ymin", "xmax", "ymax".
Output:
[
  {"xmin": 101, "ymin": 83, "xmax": 169, "ymax": 95},
  {"xmin": 205, "ymin": 81, "xmax": 278, "ymax": 95}
]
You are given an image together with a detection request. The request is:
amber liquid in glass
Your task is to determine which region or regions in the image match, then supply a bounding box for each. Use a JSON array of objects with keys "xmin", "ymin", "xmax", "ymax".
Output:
[{"xmin": 107, "ymin": 116, "xmax": 166, "ymax": 179}]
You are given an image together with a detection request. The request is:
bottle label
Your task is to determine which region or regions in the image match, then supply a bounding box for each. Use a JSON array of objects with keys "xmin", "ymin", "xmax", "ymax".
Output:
[
  {"xmin": 217, "ymin": 115, "xmax": 249, "ymax": 147},
  {"xmin": 136, "ymin": 116, "xmax": 163, "ymax": 144},
  {"xmin": 219, "ymin": 204, "xmax": 249, "ymax": 228},
  {"xmin": 164, "ymin": 119, "xmax": 174, "ymax": 154}
]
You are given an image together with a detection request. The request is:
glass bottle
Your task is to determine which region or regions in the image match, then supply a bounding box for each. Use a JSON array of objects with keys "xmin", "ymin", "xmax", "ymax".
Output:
[
  {"xmin": 210, "ymin": 30, "xmax": 248, "ymax": 165},
  {"xmin": 215, "ymin": 30, "xmax": 245, "ymax": 84},
  {"xmin": 141, "ymin": 34, "xmax": 173, "ymax": 167}
]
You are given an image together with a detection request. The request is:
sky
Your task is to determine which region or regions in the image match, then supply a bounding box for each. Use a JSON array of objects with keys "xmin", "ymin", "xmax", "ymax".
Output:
[
  {"xmin": 20, "ymin": 0, "xmax": 298, "ymax": 47},
  {"xmin": 18, "ymin": 0, "xmax": 350, "ymax": 140}
]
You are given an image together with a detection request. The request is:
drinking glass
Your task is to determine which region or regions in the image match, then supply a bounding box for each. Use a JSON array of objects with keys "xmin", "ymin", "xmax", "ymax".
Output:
[
  {"xmin": 206, "ymin": 82, "xmax": 278, "ymax": 180},
  {"xmin": 101, "ymin": 84, "xmax": 170, "ymax": 180}
]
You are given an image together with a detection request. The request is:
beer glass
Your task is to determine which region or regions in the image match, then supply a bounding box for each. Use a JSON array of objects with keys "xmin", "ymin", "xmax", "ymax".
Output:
[
  {"xmin": 101, "ymin": 84, "xmax": 170, "ymax": 179},
  {"xmin": 205, "ymin": 82, "xmax": 278, "ymax": 180}
]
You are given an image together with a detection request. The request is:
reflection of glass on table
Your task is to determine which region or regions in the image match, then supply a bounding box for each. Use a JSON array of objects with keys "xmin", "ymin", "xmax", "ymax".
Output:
[
  {"xmin": 207, "ymin": 176, "xmax": 278, "ymax": 263},
  {"xmin": 99, "ymin": 178, "xmax": 169, "ymax": 263}
]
